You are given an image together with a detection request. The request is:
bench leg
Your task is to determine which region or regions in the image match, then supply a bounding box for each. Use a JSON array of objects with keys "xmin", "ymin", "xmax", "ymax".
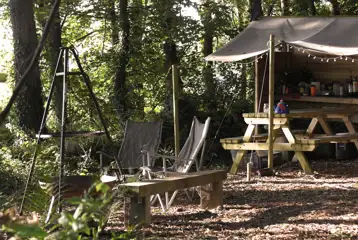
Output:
[
  {"xmin": 230, "ymin": 124, "xmax": 255, "ymax": 174},
  {"xmin": 124, "ymin": 195, "xmax": 151, "ymax": 228},
  {"xmin": 294, "ymin": 151, "xmax": 313, "ymax": 175},
  {"xmin": 200, "ymin": 181, "xmax": 223, "ymax": 209}
]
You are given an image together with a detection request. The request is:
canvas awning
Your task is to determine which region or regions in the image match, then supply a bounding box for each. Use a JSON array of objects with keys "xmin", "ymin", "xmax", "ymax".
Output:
[{"xmin": 206, "ymin": 17, "xmax": 358, "ymax": 62}]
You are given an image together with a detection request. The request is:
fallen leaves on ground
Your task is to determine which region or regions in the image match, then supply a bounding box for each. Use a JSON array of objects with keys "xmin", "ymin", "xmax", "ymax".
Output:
[{"xmin": 105, "ymin": 160, "xmax": 358, "ymax": 239}]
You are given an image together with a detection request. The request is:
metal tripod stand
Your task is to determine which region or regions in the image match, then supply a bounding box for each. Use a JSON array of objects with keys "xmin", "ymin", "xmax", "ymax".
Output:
[{"xmin": 19, "ymin": 46, "xmax": 123, "ymax": 215}]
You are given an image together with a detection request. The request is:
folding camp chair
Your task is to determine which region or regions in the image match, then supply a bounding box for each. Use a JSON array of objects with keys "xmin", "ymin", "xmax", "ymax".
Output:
[
  {"xmin": 142, "ymin": 116, "xmax": 211, "ymax": 211},
  {"xmin": 44, "ymin": 121, "xmax": 163, "ymax": 223},
  {"xmin": 99, "ymin": 120, "xmax": 163, "ymax": 174}
]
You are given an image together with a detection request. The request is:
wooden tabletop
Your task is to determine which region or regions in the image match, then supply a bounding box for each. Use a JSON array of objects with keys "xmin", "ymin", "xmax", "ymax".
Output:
[{"xmin": 242, "ymin": 107, "xmax": 357, "ymax": 119}]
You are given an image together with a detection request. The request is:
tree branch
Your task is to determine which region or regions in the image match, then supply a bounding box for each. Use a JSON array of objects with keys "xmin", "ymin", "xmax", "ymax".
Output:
[{"xmin": 0, "ymin": 0, "xmax": 61, "ymax": 125}]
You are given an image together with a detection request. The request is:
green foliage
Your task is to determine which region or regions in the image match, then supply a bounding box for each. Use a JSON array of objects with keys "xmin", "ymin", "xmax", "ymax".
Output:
[{"xmin": 1, "ymin": 182, "xmax": 130, "ymax": 240}]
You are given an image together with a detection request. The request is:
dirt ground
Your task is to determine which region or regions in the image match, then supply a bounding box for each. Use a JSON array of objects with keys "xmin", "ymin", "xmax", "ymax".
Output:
[{"xmin": 106, "ymin": 160, "xmax": 358, "ymax": 239}]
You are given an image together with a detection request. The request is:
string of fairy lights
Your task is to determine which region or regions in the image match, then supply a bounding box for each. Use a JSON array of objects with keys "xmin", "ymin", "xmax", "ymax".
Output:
[{"xmin": 213, "ymin": 41, "xmax": 358, "ymax": 67}]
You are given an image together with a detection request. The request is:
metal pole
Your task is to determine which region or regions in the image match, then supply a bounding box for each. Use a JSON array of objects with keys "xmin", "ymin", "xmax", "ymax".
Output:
[
  {"xmin": 58, "ymin": 47, "xmax": 69, "ymax": 213},
  {"xmin": 19, "ymin": 48, "xmax": 64, "ymax": 215},
  {"xmin": 268, "ymin": 35, "xmax": 275, "ymax": 169},
  {"xmin": 172, "ymin": 64, "xmax": 180, "ymax": 156}
]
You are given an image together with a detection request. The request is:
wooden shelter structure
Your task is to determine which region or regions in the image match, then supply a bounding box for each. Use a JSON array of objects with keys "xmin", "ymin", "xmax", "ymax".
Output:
[{"xmin": 206, "ymin": 17, "xmax": 358, "ymax": 174}]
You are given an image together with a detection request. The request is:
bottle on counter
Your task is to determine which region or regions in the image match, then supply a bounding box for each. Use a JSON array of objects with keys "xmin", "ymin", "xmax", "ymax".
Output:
[
  {"xmin": 339, "ymin": 84, "xmax": 344, "ymax": 97},
  {"xmin": 333, "ymin": 82, "xmax": 340, "ymax": 96},
  {"xmin": 353, "ymin": 77, "xmax": 358, "ymax": 97},
  {"xmin": 347, "ymin": 79, "xmax": 353, "ymax": 96}
]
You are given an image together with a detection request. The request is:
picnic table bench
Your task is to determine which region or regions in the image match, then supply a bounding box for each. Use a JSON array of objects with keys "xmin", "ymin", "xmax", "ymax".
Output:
[
  {"xmin": 221, "ymin": 107, "xmax": 358, "ymax": 175},
  {"xmin": 116, "ymin": 170, "xmax": 227, "ymax": 228}
]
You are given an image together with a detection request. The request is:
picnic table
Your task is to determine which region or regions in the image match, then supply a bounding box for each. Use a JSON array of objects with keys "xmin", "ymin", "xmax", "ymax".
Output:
[{"xmin": 221, "ymin": 107, "xmax": 358, "ymax": 175}]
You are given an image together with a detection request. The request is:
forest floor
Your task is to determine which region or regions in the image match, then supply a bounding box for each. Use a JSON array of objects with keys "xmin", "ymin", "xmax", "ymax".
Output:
[{"xmin": 105, "ymin": 160, "xmax": 358, "ymax": 239}]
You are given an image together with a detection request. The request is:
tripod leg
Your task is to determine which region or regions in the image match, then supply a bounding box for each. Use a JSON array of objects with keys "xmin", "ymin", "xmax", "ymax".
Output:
[
  {"xmin": 45, "ymin": 195, "xmax": 56, "ymax": 224},
  {"xmin": 19, "ymin": 49, "xmax": 64, "ymax": 215},
  {"xmin": 69, "ymin": 48, "xmax": 124, "ymax": 178},
  {"xmin": 58, "ymin": 48, "xmax": 69, "ymax": 213}
]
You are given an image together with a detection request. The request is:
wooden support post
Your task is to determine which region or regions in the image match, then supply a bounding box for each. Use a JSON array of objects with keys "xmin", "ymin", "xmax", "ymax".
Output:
[
  {"xmin": 294, "ymin": 152, "xmax": 313, "ymax": 175},
  {"xmin": 230, "ymin": 124, "xmax": 255, "ymax": 174},
  {"xmin": 200, "ymin": 181, "xmax": 223, "ymax": 209},
  {"xmin": 124, "ymin": 195, "xmax": 151, "ymax": 228},
  {"xmin": 342, "ymin": 116, "xmax": 358, "ymax": 150},
  {"xmin": 317, "ymin": 116, "xmax": 333, "ymax": 135},
  {"xmin": 172, "ymin": 64, "xmax": 180, "ymax": 156},
  {"xmin": 255, "ymin": 56, "xmax": 260, "ymax": 136},
  {"xmin": 306, "ymin": 118, "xmax": 319, "ymax": 137},
  {"xmin": 268, "ymin": 34, "xmax": 275, "ymax": 169}
]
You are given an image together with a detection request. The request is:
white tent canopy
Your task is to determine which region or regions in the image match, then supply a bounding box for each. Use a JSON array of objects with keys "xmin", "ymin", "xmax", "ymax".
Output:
[{"xmin": 206, "ymin": 17, "xmax": 358, "ymax": 62}]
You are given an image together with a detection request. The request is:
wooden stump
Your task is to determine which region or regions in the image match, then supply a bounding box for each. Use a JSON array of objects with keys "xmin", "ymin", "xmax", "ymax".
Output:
[
  {"xmin": 124, "ymin": 194, "xmax": 151, "ymax": 228},
  {"xmin": 200, "ymin": 181, "xmax": 223, "ymax": 209}
]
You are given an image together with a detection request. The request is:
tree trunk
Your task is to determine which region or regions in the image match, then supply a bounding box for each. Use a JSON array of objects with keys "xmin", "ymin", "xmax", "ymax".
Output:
[
  {"xmin": 163, "ymin": 3, "xmax": 179, "ymax": 117},
  {"xmin": 309, "ymin": 0, "xmax": 316, "ymax": 16},
  {"xmin": 48, "ymin": 0, "xmax": 64, "ymax": 122},
  {"xmin": 250, "ymin": 0, "xmax": 263, "ymax": 21},
  {"xmin": 109, "ymin": 0, "xmax": 119, "ymax": 45},
  {"xmin": 280, "ymin": 0, "xmax": 290, "ymax": 16},
  {"xmin": 327, "ymin": 0, "xmax": 340, "ymax": 15},
  {"xmin": 9, "ymin": 0, "xmax": 45, "ymax": 134},
  {"xmin": 240, "ymin": 64, "xmax": 247, "ymax": 100},
  {"xmin": 202, "ymin": 0, "xmax": 216, "ymax": 111},
  {"xmin": 113, "ymin": 0, "xmax": 130, "ymax": 119}
]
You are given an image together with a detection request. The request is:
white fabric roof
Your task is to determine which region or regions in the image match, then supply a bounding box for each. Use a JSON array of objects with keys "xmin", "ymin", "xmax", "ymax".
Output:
[{"xmin": 206, "ymin": 17, "xmax": 358, "ymax": 62}]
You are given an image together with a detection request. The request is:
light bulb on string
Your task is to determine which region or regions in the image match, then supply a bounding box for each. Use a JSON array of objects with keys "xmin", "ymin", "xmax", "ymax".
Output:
[
  {"xmin": 353, "ymin": 59, "xmax": 355, "ymax": 63},
  {"xmin": 308, "ymin": 54, "xmax": 311, "ymax": 57},
  {"xmin": 340, "ymin": 56, "xmax": 343, "ymax": 60},
  {"xmin": 327, "ymin": 59, "xmax": 329, "ymax": 62},
  {"xmin": 313, "ymin": 56, "xmax": 316, "ymax": 59},
  {"xmin": 346, "ymin": 57, "xmax": 348, "ymax": 61},
  {"xmin": 334, "ymin": 59, "xmax": 337, "ymax": 62},
  {"xmin": 321, "ymin": 58, "xmax": 323, "ymax": 62}
]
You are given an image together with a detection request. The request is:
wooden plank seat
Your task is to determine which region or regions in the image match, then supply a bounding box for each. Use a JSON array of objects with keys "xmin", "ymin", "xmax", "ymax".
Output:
[
  {"xmin": 220, "ymin": 129, "xmax": 306, "ymax": 144},
  {"xmin": 310, "ymin": 133, "xmax": 358, "ymax": 144},
  {"xmin": 114, "ymin": 170, "xmax": 227, "ymax": 228},
  {"xmin": 222, "ymin": 133, "xmax": 358, "ymax": 153}
]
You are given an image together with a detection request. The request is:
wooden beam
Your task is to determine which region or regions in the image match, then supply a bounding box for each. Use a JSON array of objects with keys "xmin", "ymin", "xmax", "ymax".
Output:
[
  {"xmin": 230, "ymin": 151, "xmax": 246, "ymax": 174},
  {"xmin": 118, "ymin": 170, "xmax": 227, "ymax": 197},
  {"xmin": 244, "ymin": 118, "xmax": 288, "ymax": 125},
  {"xmin": 306, "ymin": 118, "xmax": 318, "ymax": 137},
  {"xmin": 294, "ymin": 152, "xmax": 313, "ymax": 174},
  {"xmin": 268, "ymin": 34, "xmax": 275, "ymax": 169},
  {"xmin": 317, "ymin": 116, "xmax": 333, "ymax": 135},
  {"xmin": 229, "ymin": 124, "xmax": 255, "ymax": 174},
  {"xmin": 281, "ymin": 124, "xmax": 296, "ymax": 144},
  {"xmin": 222, "ymin": 143, "xmax": 316, "ymax": 152},
  {"xmin": 342, "ymin": 116, "xmax": 358, "ymax": 150}
]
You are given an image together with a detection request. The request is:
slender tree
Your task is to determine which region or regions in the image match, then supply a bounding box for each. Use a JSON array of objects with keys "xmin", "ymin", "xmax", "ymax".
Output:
[
  {"xmin": 48, "ymin": 0, "xmax": 63, "ymax": 121},
  {"xmin": 162, "ymin": 0, "xmax": 179, "ymax": 117},
  {"xmin": 250, "ymin": 0, "xmax": 263, "ymax": 21},
  {"xmin": 201, "ymin": 0, "xmax": 216, "ymax": 111},
  {"xmin": 327, "ymin": 0, "xmax": 341, "ymax": 15},
  {"xmin": 109, "ymin": 0, "xmax": 119, "ymax": 45},
  {"xmin": 113, "ymin": 0, "xmax": 130, "ymax": 119},
  {"xmin": 9, "ymin": 0, "xmax": 45, "ymax": 134},
  {"xmin": 308, "ymin": 0, "xmax": 316, "ymax": 15},
  {"xmin": 281, "ymin": 0, "xmax": 290, "ymax": 15}
]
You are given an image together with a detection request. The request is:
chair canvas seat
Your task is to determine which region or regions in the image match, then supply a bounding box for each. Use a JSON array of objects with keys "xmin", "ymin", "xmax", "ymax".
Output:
[{"xmin": 147, "ymin": 116, "xmax": 211, "ymax": 211}]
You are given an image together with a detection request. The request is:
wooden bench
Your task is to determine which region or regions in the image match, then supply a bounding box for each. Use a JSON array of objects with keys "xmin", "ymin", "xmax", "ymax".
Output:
[
  {"xmin": 220, "ymin": 129, "xmax": 306, "ymax": 143},
  {"xmin": 117, "ymin": 170, "xmax": 227, "ymax": 228}
]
